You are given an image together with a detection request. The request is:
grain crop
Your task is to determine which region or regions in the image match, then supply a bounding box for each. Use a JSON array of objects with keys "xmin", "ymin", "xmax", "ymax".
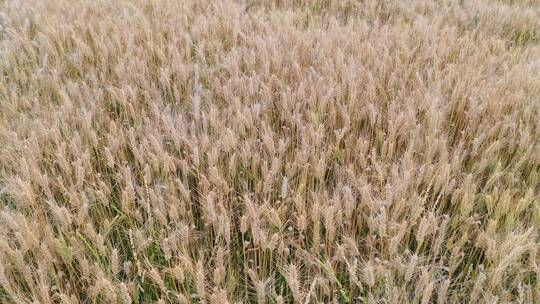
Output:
[{"xmin": 0, "ymin": 0, "xmax": 539, "ymax": 303}]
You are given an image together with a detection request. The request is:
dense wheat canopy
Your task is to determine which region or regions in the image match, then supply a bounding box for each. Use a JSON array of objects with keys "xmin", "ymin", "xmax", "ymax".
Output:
[{"xmin": 0, "ymin": 0, "xmax": 539, "ymax": 303}]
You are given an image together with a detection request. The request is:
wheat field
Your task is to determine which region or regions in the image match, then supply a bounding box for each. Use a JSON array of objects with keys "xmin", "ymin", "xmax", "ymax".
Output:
[{"xmin": 0, "ymin": 0, "xmax": 539, "ymax": 303}]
